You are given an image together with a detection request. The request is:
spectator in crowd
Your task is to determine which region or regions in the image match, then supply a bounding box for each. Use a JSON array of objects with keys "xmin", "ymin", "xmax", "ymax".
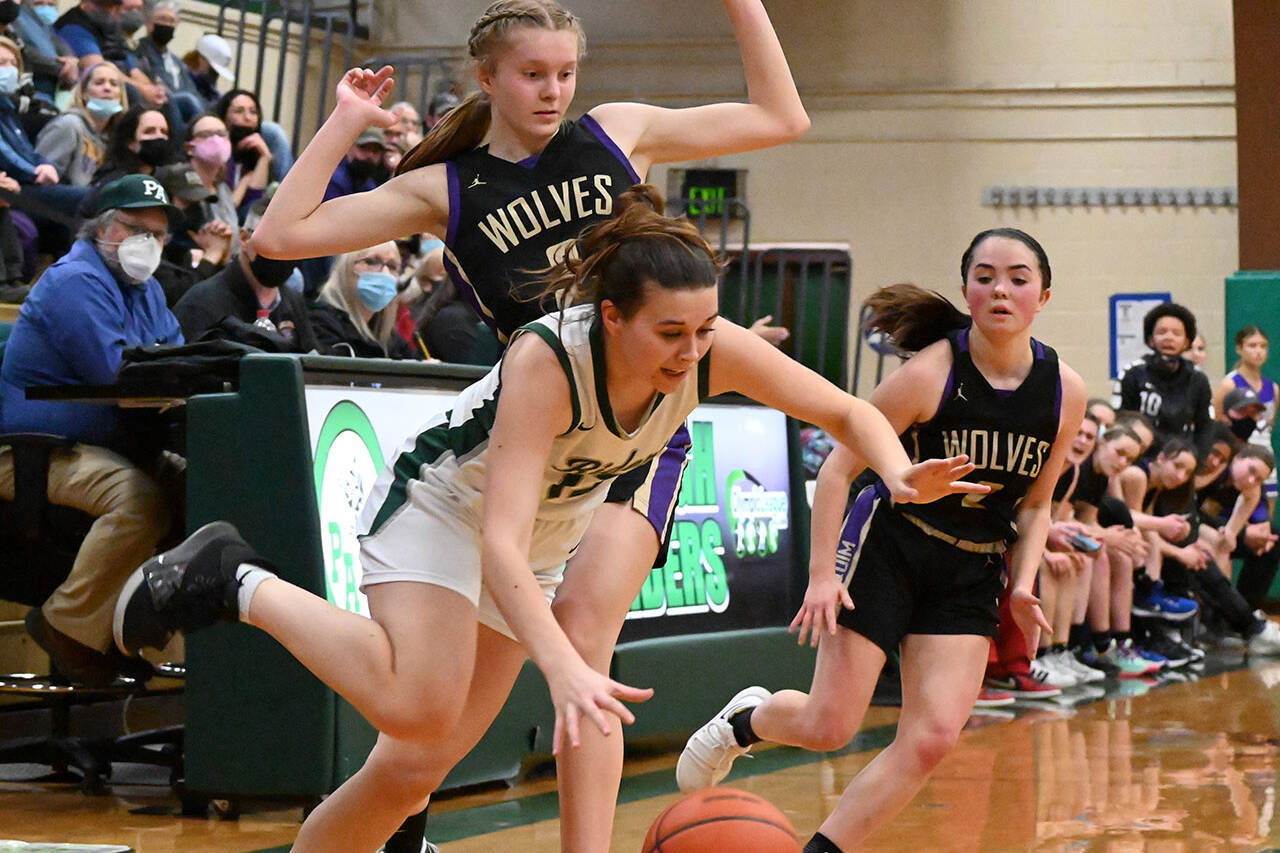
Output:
[
  {"xmin": 384, "ymin": 99, "xmax": 422, "ymax": 151},
  {"xmin": 0, "ymin": 36, "xmax": 90, "ymax": 257},
  {"xmin": 180, "ymin": 112, "xmax": 240, "ymax": 242},
  {"xmin": 325, "ymin": 125, "xmax": 386, "ymax": 200},
  {"xmin": 0, "ymin": 168, "xmax": 26, "ymax": 301},
  {"xmin": 212, "ymin": 87, "xmax": 280, "ymax": 214},
  {"xmin": 173, "ymin": 202, "xmax": 315, "ymax": 352},
  {"xmin": 1113, "ymin": 302, "xmax": 1212, "ymax": 457},
  {"xmin": 35, "ymin": 60, "xmax": 125, "ymax": 186},
  {"xmin": 0, "ymin": 173, "xmax": 181, "ymax": 685},
  {"xmin": 407, "ymin": 241, "xmax": 496, "ymax": 364},
  {"xmin": 152, "ymin": 160, "xmax": 231, "ymax": 305},
  {"xmin": 425, "ymin": 90, "xmax": 458, "ymax": 131},
  {"xmin": 9, "ymin": 0, "xmax": 78, "ymax": 103},
  {"xmin": 133, "ymin": 0, "xmax": 202, "ymax": 122},
  {"xmin": 310, "ymin": 242, "xmax": 417, "ymax": 359},
  {"xmin": 181, "ymin": 31, "xmax": 229, "ymax": 105},
  {"xmin": 213, "ymin": 86, "xmax": 293, "ymax": 185},
  {"xmin": 55, "ymin": 0, "xmax": 168, "ymax": 110},
  {"xmin": 91, "ymin": 103, "xmax": 172, "ymax": 184}
]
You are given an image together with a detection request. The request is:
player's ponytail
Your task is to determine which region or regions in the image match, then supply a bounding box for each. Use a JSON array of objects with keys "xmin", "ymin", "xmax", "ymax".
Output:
[
  {"xmin": 396, "ymin": 1, "xmax": 584, "ymax": 176},
  {"xmin": 534, "ymin": 184, "xmax": 721, "ymax": 317},
  {"xmin": 863, "ymin": 283, "xmax": 970, "ymax": 354}
]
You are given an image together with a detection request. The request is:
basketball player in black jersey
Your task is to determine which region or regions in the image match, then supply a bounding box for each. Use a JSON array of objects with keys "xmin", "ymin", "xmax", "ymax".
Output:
[
  {"xmin": 250, "ymin": 2, "xmax": 810, "ymax": 850},
  {"xmin": 677, "ymin": 229, "xmax": 1086, "ymax": 853}
]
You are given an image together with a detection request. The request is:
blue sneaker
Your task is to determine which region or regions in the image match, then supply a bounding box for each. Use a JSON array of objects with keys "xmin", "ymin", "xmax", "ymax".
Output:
[{"xmin": 1132, "ymin": 580, "xmax": 1198, "ymax": 621}]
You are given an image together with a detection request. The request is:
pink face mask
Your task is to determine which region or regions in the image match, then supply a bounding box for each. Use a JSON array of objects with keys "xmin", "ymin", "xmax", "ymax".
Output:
[{"xmin": 191, "ymin": 134, "xmax": 232, "ymax": 165}]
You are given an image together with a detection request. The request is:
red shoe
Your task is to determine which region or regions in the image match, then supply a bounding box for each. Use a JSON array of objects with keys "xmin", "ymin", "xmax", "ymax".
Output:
[
  {"xmin": 985, "ymin": 671, "xmax": 1062, "ymax": 699},
  {"xmin": 974, "ymin": 686, "xmax": 1015, "ymax": 707}
]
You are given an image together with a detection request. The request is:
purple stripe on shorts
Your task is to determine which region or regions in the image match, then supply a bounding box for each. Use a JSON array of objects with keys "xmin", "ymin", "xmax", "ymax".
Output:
[
  {"xmin": 646, "ymin": 423, "xmax": 691, "ymax": 535},
  {"xmin": 835, "ymin": 483, "xmax": 881, "ymax": 584},
  {"xmin": 581, "ymin": 114, "xmax": 642, "ymax": 185},
  {"xmin": 445, "ymin": 161, "xmax": 461, "ymax": 246}
]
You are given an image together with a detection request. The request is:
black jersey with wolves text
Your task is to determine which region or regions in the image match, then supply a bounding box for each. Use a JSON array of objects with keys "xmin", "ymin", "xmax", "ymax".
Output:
[
  {"xmin": 896, "ymin": 328, "xmax": 1063, "ymax": 545},
  {"xmin": 443, "ymin": 115, "xmax": 640, "ymax": 342}
]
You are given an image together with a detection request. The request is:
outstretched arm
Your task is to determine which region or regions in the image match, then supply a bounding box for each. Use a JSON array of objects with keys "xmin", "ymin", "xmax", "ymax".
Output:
[
  {"xmin": 253, "ymin": 67, "xmax": 448, "ymax": 259},
  {"xmin": 589, "ymin": 0, "xmax": 809, "ymax": 174},
  {"xmin": 481, "ymin": 334, "xmax": 652, "ymax": 754}
]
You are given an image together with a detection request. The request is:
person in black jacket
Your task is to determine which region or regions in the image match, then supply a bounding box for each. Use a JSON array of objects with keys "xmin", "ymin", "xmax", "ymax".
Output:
[
  {"xmin": 1112, "ymin": 302, "xmax": 1212, "ymax": 458},
  {"xmin": 171, "ymin": 221, "xmax": 316, "ymax": 353},
  {"xmin": 310, "ymin": 241, "xmax": 417, "ymax": 359}
]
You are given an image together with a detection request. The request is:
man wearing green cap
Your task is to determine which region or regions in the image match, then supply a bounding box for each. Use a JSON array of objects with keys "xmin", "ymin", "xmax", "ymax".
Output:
[{"xmin": 0, "ymin": 173, "xmax": 182, "ymax": 685}]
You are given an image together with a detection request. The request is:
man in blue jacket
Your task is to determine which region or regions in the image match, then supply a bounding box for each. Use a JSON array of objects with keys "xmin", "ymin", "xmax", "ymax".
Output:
[{"xmin": 0, "ymin": 173, "xmax": 182, "ymax": 685}]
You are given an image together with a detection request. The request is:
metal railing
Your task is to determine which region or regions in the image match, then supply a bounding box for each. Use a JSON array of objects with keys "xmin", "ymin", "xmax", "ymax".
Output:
[
  {"xmin": 214, "ymin": 0, "xmax": 365, "ymax": 152},
  {"xmin": 669, "ymin": 198, "xmax": 853, "ymax": 392}
]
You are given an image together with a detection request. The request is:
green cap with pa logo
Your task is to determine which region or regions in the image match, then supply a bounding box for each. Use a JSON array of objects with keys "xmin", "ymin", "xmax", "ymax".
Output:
[{"xmin": 94, "ymin": 173, "xmax": 182, "ymax": 225}]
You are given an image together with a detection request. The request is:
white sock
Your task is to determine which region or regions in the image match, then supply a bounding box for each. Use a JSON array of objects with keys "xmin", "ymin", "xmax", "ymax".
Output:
[{"xmin": 235, "ymin": 565, "xmax": 274, "ymax": 618}]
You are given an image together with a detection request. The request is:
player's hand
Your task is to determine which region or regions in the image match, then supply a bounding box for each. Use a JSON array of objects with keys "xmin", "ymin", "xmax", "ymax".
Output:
[
  {"xmin": 887, "ymin": 454, "xmax": 988, "ymax": 505},
  {"xmin": 335, "ymin": 65, "xmax": 397, "ymax": 128},
  {"xmin": 790, "ymin": 574, "xmax": 853, "ymax": 647},
  {"xmin": 1043, "ymin": 551, "xmax": 1074, "ymax": 578},
  {"xmin": 748, "ymin": 315, "xmax": 790, "ymax": 347},
  {"xmin": 1009, "ymin": 587, "xmax": 1051, "ymax": 653},
  {"xmin": 545, "ymin": 657, "xmax": 653, "ymax": 755},
  {"xmin": 1158, "ymin": 514, "xmax": 1191, "ymax": 543}
]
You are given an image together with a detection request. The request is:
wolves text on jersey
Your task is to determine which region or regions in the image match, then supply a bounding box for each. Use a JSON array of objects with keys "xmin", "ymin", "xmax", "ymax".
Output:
[
  {"xmin": 939, "ymin": 428, "xmax": 1052, "ymax": 479},
  {"xmin": 478, "ymin": 175, "xmax": 616, "ymax": 254}
]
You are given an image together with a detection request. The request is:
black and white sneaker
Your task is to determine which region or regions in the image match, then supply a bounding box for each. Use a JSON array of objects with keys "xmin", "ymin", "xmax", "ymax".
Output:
[{"xmin": 113, "ymin": 521, "xmax": 266, "ymax": 656}]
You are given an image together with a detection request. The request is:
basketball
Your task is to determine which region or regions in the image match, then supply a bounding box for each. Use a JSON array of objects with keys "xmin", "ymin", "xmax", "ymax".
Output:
[{"xmin": 641, "ymin": 787, "xmax": 801, "ymax": 852}]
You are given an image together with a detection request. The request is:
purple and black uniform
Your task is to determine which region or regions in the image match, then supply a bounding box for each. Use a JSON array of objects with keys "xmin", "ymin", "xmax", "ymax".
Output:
[
  {"xmin": 833, "ymin": 328, "xmax": 1063, "ymax": 654},
  {"xmin": 440, "ymin": 115, "xmax": 687, "ymax": 541}
]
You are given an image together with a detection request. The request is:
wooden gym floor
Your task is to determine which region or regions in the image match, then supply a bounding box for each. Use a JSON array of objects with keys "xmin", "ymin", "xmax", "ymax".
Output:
[{"xmin": 5, "ymin": 648, "xmax": 1280, "ymax": 852}]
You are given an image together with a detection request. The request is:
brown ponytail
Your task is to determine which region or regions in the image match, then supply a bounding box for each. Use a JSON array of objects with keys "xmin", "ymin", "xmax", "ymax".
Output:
[
  {"xmin": 863, "ymin": 283, "xmax": 970, "ymax": 354},
  {"xmin": 394, "ymin": 0, "xmax": 584, "ymax": 176},
  {"xmin": 533, "ymin": 184, "xmax": 721, "ymax": 317}
]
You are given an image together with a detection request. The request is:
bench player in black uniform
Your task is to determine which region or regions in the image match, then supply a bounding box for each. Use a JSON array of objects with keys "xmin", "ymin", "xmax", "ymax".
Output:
[
  {"xmin": 250, "ymin": 2, "xmax": 810, "ymax": 850},
  {"xmin": 677, "ymin": 228, "xmax": 1086, "ymax": 853}
]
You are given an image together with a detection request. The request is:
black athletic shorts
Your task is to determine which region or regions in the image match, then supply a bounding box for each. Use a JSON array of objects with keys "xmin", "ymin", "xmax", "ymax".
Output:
[{"xmin": 834, "ymin": 483, "xmax": 1005, "ymax": 656}]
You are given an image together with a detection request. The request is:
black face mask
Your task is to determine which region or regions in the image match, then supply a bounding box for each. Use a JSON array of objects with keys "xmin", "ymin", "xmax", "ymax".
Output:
[
  {"xmin": 1230, "ymin": 415, "xmax": 1259, "ymax": 442},
  {"xmin": 136, "ymin": 137, "xmax": 170, "ymax": 166},
  {"xmin": 1152, "ymin": 352, "xmax": 1184, "ymax": 375},
  {"xmin": 0, "ymin": 3, "xmax": 21, "ymax": 25},
  {"xmin": 346, "ymin": 158, "xmax": 377, "ymax": 185},
  {"xmin": 249, "ymin": 253, "xmax": 295, "ymax": 290},
  {"xmin": 228, "ymin": 124, "xmax": 256, "ymax": 146},
  {"xmin": 151, "ymin": 24, "xmax": 175, "ymax": 47}
]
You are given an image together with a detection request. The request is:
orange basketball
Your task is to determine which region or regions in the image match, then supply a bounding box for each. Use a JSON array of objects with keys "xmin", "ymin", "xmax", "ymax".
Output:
[{"xmin": 641, "ymin": 787, "xmax": 801, "ymax": 852}]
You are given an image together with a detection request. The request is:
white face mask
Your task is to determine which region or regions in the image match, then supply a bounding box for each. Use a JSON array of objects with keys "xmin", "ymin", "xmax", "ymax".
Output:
[{"xmin": 102, "ymin": 232, "xmax": 163, "ymax": 283}]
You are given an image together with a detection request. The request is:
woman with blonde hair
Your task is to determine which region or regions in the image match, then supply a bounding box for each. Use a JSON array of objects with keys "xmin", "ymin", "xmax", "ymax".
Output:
[
  {"xmin": 36, "ymin": 61, "xmax": 126, "ymax": 185},
  {"xmin": 310, "ymin": 241, "xmax": 418, "ymax": 359}
]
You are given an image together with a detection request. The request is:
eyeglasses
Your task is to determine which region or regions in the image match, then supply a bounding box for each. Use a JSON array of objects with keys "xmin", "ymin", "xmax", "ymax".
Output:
[
  {"xmin": 354, "ymin": 256, "xmax": 400, "ymax": 273},
  {"xmin": 191, "ymin": 128, "xmax": 229, "ymax": 140},
  {"xmin": 116, "ymin": 217, "xmax": 170, "ymax": 245}
]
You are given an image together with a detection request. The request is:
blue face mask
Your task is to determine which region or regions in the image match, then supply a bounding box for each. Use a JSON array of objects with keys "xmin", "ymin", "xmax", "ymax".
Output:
[
  {"xmin": 33, "ymin": 4, "xmax": 58, "ymax": 25},
  {"xmin": 356, "ymin": 271, "xmax": 397, "ymax": 312},
  {"xmin": 0, "ymin": 66, "xmax": 19, "ymax": 95},
  {"xmin": 86, "ymin": 97, "xmax": 123, "ymax": 121}
]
